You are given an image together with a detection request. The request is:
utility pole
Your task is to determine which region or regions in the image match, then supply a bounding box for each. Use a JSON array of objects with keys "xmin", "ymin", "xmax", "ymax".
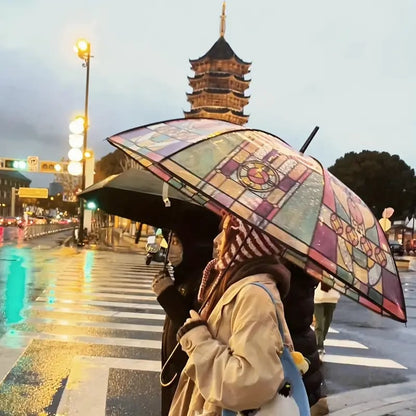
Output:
[{"xmin": 11, "ymin": 187, "xmax": 16, "ymax": 217}]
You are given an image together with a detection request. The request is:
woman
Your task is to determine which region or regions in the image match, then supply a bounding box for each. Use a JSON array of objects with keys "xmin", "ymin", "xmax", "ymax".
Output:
[
  {"xmin": 169, "ymin": 214, "xmax": 297, "ymax": 415},
  {"xmin": 152, "ymin": 223, "xmax": 218, "ymax": 416}
]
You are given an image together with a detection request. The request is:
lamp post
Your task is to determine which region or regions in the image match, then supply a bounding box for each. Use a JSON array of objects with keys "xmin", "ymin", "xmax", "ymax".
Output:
[{"xmin": 73, "ymin": 38, "xmax": 91, "ymax": 245}]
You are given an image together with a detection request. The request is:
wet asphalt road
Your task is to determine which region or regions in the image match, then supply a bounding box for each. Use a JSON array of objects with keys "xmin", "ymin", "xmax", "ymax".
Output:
[
  {"xmin": 0, "ymin": 231, "xmax": 415, "ymax": 415},
  {"xmin": 321, "ymin": 262, "xmax": 416, "ymax": 395}
]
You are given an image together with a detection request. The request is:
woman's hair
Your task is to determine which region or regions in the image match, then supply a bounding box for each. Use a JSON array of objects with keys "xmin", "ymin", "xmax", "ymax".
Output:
[{"xmin": 199, "ymin": 213, "xmax": 287, "ymax": 318}]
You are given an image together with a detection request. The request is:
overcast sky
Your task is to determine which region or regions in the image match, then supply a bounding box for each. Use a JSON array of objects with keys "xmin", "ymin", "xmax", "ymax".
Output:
[{"xmin": 1, "ymin": 0, "xmax": 415, "ymax": 187}]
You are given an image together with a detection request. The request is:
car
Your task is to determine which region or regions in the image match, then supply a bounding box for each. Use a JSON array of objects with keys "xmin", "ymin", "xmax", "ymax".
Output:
[
  {"xmin": 389, "ymin": 240, "xmax": 404, "ymax": 256},
  {"xmin": 3, "ymin": 216, "xmax": 18, "ymax": 226}
]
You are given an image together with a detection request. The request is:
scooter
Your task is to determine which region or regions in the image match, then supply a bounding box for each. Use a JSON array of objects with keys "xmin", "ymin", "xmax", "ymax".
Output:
[{"xmin": 145, "ymin": 234, "xmax": 167, "ymax": 265}]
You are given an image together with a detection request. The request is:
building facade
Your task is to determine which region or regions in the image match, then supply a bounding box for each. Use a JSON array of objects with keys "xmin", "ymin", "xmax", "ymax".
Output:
[
  {"xmin": 184, "ymin": 3, "xmax": 251, "ymax": 126},
  {"xmin": 0, "ymin": 170, "xmax": 31, "ymax": 217}
]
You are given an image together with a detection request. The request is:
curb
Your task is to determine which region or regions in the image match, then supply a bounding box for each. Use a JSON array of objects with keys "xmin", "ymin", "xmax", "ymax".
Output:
[{"xmin": 328, "ymin": 380, "xmax": 416, "ymax": 415}]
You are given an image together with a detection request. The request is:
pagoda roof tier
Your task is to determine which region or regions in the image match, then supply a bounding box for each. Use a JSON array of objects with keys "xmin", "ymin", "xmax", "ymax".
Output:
[
  {"xmin": 190, "ymin": 36, "xmax": 251, "ymax": 67},
  {"xmin": 187, "ymin": 95, "xmax": 250, "ymax": 111},
  {"xmin": 186, "ymin": 89, "xmax": 249, "ymax": 99},
  {"xmin": 188, "ymin": 74, "xmax": 250, "ymax": 91},
  {"xmin": 185, "ymin": 107, "xmax": 247, "ymax": 117},
  {"xmin": 184, "ymin": 108, "xmax": 249, "ymax": 126},
  {"xmin": 190, "ymin": 60, "xmax": 250, "ymax": 77},
  {"xmin": 190, "ymin": 72, "xmax": 249, "ymax": 82}
]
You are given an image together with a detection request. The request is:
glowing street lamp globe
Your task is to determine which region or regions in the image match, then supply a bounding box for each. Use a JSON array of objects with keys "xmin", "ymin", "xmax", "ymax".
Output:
[
  {"xmin": 68, "ymin": 161, "xmax": 82, "ymax": 176},
  {"xmin": 69, "ymin": 117, "xmax": 85, "ymax": 135},
  {"xmin": 69, "ymin": 134, "xmax": 84, "ymax": 148},
  {"xmin": 68, "ymin": 148, "xmax": 83, "ymax": 162}
]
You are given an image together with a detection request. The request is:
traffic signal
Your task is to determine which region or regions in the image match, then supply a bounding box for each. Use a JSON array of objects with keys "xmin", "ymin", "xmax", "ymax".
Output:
[
  {"xmin": 39, "ymin": 161, "xmax": 68, "ymax": 174},
  {"xmin": 86, "ymin": 201, "xmax": 97, "ymax": 210},
  {"xmin": 4, "ymin": 159, "xmax": 27, "ymax": 170}
]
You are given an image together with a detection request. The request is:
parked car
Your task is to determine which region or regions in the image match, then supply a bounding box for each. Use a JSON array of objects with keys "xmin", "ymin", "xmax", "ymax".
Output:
[{"xmin": 389, "ymin": 240, "xmax": 404, "ymax": 256}]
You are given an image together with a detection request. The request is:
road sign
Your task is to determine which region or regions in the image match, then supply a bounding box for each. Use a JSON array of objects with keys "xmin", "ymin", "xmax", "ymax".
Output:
[
  {"xmin": 27, "ymin": 156, "xmax": 39, "ymax": 172},
  {"xmin": 18, "ymin": 187, "xmax": 49, "ymax": 199}
]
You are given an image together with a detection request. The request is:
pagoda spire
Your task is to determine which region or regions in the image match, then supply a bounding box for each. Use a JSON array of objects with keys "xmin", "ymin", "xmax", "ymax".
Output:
[{"xmin": 220, "ymin": 1, "xmax": 226, "ymax": 37}]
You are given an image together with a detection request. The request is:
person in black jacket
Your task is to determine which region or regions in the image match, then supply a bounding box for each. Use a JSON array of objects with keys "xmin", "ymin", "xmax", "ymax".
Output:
[
  {"xmin": 284, "ymin": 263, "xmax": 328, "ymax": 415},
  {"xmin": 152, "ymin": 221, "xmax": 219, "ymax": 416}
]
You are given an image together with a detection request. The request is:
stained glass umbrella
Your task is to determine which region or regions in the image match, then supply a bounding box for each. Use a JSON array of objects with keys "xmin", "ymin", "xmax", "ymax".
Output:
[{"xmin": 107, "ymin": 118, "xmax": 406, "ymax": 323}]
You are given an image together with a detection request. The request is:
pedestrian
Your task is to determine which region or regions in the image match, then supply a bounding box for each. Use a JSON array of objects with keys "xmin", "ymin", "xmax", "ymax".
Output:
[
  {"xmin": 152, "ymin": 220, "xmax": 218, "ymax": 416},
  {"xmin": 168, "ymin": 213, "xmax": 308, "ymax": 415},
  {"xmin": 314, "ymin": 282, "xmax": 340, "ymax": 358},
  {"xmin": 284, "ymin": 264, "xmax": 328, "ymax": 415}
]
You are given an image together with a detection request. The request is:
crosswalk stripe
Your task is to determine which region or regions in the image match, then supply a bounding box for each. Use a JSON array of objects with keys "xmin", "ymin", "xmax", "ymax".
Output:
[
  {"xmin": 322, "ymin": 354, "xmax": 407, "ymax": 369},
  {"xmin": 30, "ymin": 304, "xmax": 166, "ymax": 320},
  {"xmin": 45, "ymin": 286, "xmax": 154, "ymax": 293},
  {"xmin": 38, "ymin": 292, "xmax": 158, "ymax": 301},
  {"xmin": 56, "ymin": 356, "xmax": 160, "ymax": 416},
  {"xmin": 26, "ymin": 317, "xmax": 163, "ymax": 333},
  {"xmin": 51, "ymin": 276, "xmax": 154, "ymax": 284},
  {"xmin": 324, "ymin": 339, "xmax": 368, "ymax": 349},
  {"xmin": 8, "ymin": 330, "xmax": 162, "ymax": 349},
  {"xmin": 35, "ymin": 298, "xmax": 163, "ymax": 310}
]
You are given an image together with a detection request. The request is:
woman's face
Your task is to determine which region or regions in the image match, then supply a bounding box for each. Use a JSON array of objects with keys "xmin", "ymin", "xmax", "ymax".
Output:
[
  {"xmin": 168, "ymin": 233, "xmax": 183, "ymax": 267},
  {"xmin": 213, "ymin": 216, "xmax": 229, "ymax": 258}
]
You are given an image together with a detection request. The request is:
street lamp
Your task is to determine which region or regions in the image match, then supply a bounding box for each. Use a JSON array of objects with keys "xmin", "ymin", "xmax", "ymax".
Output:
[{"xmin": 73, "ymin": 38, "xmax": 91, "ymax": 245}]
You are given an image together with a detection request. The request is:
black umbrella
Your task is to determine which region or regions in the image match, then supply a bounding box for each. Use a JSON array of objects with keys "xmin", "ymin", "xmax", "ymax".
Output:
[{"xmin": 79, "ymin": 168, "xmax": 220, "ymax": 234}]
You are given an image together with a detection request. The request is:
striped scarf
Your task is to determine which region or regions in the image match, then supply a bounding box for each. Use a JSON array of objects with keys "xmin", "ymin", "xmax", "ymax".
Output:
[{"xmin": 198, "ymin": 214, "xmax": 283, "ymax": 304}]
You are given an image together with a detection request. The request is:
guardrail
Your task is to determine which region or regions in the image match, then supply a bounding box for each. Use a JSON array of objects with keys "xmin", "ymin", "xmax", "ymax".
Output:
[{"xmin": 23, "ymin": 224, "xmax": 75, "ymax": 240}]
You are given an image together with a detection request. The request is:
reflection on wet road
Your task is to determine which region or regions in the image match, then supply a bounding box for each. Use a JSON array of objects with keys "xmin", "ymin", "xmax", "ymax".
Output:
[{"xmin": 0, "ymin": 246, "xmax": 164, "ymax": 416}]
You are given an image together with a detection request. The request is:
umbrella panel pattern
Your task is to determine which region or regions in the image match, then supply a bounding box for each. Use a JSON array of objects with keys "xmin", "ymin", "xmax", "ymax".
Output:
[{"xmin": 108, "ymin": 118, "xmax": 406, "ymax": 322}]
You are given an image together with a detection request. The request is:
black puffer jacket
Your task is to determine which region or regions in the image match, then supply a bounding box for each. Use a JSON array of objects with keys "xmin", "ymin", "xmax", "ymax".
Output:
[
  {"xmin": 283, "ymin": 263, "xmax": 323, "ymax": 406},
  {"xmin": 156, "ymin": 219, "xmax": 219, "ymax": 416}
]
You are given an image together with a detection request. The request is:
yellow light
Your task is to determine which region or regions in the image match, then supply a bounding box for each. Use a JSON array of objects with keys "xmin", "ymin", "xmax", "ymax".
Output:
[
  {"xmin": 54, "ymin": 164, "xmax": 62, "ymax": 172},
  {"xmin": 74, "ymin": 38, "xmax": 90, "ymax": 59},
  {"xmin": 69, "ymin": 116, "xmax": 86, "ymax": 134},
  {"xmin": 84, "ymin": 150, "xmax": 92, "ymax": 158}
]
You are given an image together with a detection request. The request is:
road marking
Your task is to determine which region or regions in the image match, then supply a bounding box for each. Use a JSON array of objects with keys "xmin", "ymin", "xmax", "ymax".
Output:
[
  {"xmin": 323, "ymin": 354, "xmax": 407, "ymax": 369},
  {"xmin": 51, "ymin": 276, "xmax": 154, "ymax": 284},
  {"xmin": 38, "ymin": 292, "xmax": 158, "ymax": 301},
  {"xmin": 26, "ymin": 317, "xmax": 163, "ymax": 332},
  {"xmin": 310, "ymin": 326, "xmax": 339, "ymax": 334},
  {"xmin": 7, "ymin": 330, "xmax": 162, "ymax": 349},
  {"xmin": 30, "ymin": 304, "xmax": 166, "ymax": 320},
  {"xmin": 56, "ymin": 356, "xmax": 160, "ymax": 416},
  {"xmin": 324, "ymin": 339, "xmax": 368, "ymax": 349},
  {"xmin": 35, "ymin": 298, "xmax": 163, "ymax": 310},
  {"xmin": 46, "ymin": 286, "xmax": 154, "ymax": 293}
]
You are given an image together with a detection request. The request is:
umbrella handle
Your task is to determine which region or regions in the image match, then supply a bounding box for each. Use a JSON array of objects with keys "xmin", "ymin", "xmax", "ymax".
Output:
[
  {"xmin": 162, "ymin": 231, "xmax": 173, "ymax": 272},
  {"xmin": 160, "ymin": 342, "xmax": 180, "ymax": 387}
]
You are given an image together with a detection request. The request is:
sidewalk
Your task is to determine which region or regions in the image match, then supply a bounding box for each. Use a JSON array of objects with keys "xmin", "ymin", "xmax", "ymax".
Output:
[{"xmin": 327, "ymin": 380, "xmax": 416, "ymax": 415}]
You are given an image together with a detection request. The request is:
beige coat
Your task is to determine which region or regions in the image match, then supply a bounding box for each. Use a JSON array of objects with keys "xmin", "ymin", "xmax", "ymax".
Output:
[{"xmin": 169, "ymin": 273, "xmax": 293, "ymax": 416}]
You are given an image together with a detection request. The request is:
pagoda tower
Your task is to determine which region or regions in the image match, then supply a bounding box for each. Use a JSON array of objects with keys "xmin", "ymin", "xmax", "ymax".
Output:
[{"xmin": 184, "ymin": 2, "xmax": 251, "ymax": 125}]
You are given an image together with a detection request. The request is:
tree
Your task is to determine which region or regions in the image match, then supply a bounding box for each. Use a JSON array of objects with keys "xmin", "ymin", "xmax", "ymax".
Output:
[
  {"xmin": 94, "ymin": 149, "xmax": 140, "ymax": 183},
  {"xmin": 328, "ymin": 151, "xmax": 416, "ymax": 220}
]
